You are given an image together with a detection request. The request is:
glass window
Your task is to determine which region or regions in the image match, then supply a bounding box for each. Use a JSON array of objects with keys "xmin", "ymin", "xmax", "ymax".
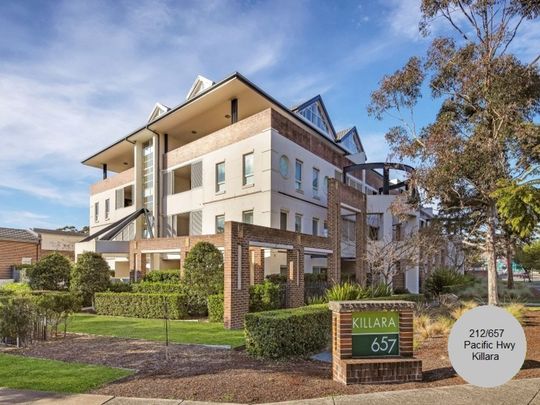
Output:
[
  {"xmin": 279, "ymin": 155, "xmax": 289, "ymax": 178},
  {"xmin": 299, "ymin": 103, "xmax": 330, "ymax": 134},
  {"xmin": 312, "ymin": 217, "xmax": 319, "ymax": 236},
  {"xmin": 105, "ymin": 199, "xmax": 110, "ymax": 220},
  {"xmin": 215, "ymin": 215, "xmax": 225, "ymax": 234},
  {"xmin": 323, "ymin": 221, "xmax": 328, "ymax": 237},
  {"xmin": 312, "ymin": 168, "xmax": 319, "ymax": 196},
  {"xmin": 216, "ymin": 162, "xmax": 225, "ymax": 193},
  {"xmin": 242, "ymin": 210, "xmax": 253, "ymax": 224},
  {"xmin": 94, "ymin": 202, "xmax": 99, "ymax": 223},
  {"xmin": 295, "ymin": 160, "xmax": 303, "ymax": 191},
  {"xmin": 243, "ymin": 153, "xmax": 254, "ymax": 186},
  {"xmin": 295, "ymin": 213, "xmax": 302, "ymax": 233},
  {"xmin": 280, "ymin": 211, "xmax": 288, "ymax": 230}
]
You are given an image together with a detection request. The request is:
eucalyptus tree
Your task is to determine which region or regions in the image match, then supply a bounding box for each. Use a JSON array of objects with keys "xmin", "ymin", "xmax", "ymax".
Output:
[{"xmin": 368, "ymin": 0, "xmax": 540, "ymax": 304}]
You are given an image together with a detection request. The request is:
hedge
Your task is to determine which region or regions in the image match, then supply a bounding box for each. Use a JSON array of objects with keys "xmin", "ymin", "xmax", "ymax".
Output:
[
  {"xmin": 245, "ymin": 304, "xmax": 331, "ymax": 358},
  {"xmin": 143, "ymin": 270, "xmax": 181, "ymax": 283},
  {"xmin": 249, "ymin": 281, "xmax": 281, "ymax": 312},
  {"xmin": 207, "ymin": 294, "xmax": 224, "ymax": 322},
  {"xmin": 132, "ymin": 282, "xmax": 184, "ymax": 294},
  {"xmin": 94, "ymin": 292, "xmax": 188, "ymax": 319}
]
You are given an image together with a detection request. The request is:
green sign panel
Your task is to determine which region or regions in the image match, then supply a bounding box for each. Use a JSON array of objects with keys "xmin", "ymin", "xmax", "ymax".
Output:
[{"xmin": 352, "ymin": 311, "xmax": 400, "ymax": 357}]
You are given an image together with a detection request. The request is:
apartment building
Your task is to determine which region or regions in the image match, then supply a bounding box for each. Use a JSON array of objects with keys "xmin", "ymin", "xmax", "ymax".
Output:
[{"xmin": 76, "ymin": 73, "xmax": 432, "ymax": 310}]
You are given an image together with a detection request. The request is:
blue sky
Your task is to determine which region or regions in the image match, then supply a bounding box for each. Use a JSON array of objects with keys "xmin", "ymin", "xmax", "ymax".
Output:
[{"xmin": 0, "ymin": 0, "xmax": 538, "ymax": 230}]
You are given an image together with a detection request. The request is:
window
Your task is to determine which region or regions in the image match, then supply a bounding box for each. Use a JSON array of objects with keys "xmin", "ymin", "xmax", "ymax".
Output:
[
  {"xmin": 299, "ymin": 103, "xmax": 330, "ymax": 134},
  {"xmin": 295, "ymin": 160, "xmax": 303, "ymax": 191},
  {"xmin": 312, "ymin": 217, "xmax": 319, "ymax": 236},
  {"xmin": 242, "ymin": 210, "xmax": 253, "ymax": 224},
  {"xmin": 280, "ymin": 211, "xmax": 288, "ymax": 230},
  {"xmin": 312, "ymin": 168, "xmax": 319, "ymax": 197},
  {"xmin": 295, "ymin": 213, "xmax": 302, "ymax": 233},
  {"xmin": 323, "ymin": 176, "xmax": 329, "ymax": 195},
  {"xmin": 243, "ymin": 153, "xmax": 254, "ymax": 186},
  {"xmin": 216, "ymin": 162, "xmax": 225, "ymax": 193},
  {"xmin": 323, "ymin": 221, "xmax": 328, "ymax": 237},
  {"xmin": 105, "ymin": 199, "xmax": 110, "ymax": 220},
  {"xmin": 279, "ymin": 155, "xmax": 289, "ymax": 178},
  {"xmin": 94, "ymin": 202, "xmax": 99, "ymax": 223},
  {"xmin": 115, "ymin": 185, "xmax": 133, "ymax": 209},
  {"xmin": 215, "ymin": 215, "xmax": 225, "ymax": 234},
  {"xmin": 367, "ymin": 213, "xmax": 383, "ymax": 241},
  {"xmin": 393, "ymin": 223, "xmax": 403, "ymax": 241},
  {"xmin": 280, "ymin": 265, "xmax": 288, "ymax": 277}
]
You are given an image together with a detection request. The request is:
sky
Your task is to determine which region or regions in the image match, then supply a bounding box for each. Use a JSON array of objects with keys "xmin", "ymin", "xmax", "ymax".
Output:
[{"xmin": 0, "ymin": 0, "xmax": 538, "ymax": 230}]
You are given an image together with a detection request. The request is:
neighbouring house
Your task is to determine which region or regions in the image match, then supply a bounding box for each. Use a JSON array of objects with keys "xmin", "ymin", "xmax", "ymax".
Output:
[
  {"xmin": 32, "ymin": 228, "xmax": 87, "ymax": 261},
  {"xmin": 76, "ymin": 72, "xmax": 452, "ymax": 328},
  {"xmin": 0, "ymin": 227, "xmax": 86, "ymax": 283},
  {"xmin": 0, "ymin": 228, "xmax": 40, "ymax": 283}
]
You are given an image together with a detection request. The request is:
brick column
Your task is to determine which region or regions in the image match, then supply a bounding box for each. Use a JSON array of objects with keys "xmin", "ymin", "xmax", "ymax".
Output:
[
  {"xmin": 139, "ymin": 253, "xmax": 147, "ymax": 279},
  {"xmin": 252, "ymin": 248, "xmax": 265, "ymax": 284},
  {"xmin": 327, "ymin": 179, "xmax": 341, "ymax": 285},
  {"xmin": 399, "ymin": 309, "xmax": 414, "ymax": 357},
  {"xmin": 224, "ymin": 222, "xmax": 250, "ymax": 329},
  {"xmin": 179, "ymin": 250, "xmax": 189, "ymax": 278},
  {"xmin": 355, "ymin": 211, "xmax": 367, "ymax": 286},
  {"xmin": 286, "ymin": 246, "xmax": 304, "ymax": 308}
]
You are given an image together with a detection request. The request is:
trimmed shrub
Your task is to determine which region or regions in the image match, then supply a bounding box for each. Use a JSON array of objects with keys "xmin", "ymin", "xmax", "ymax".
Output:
[
  {"xmin": 245, "ymin": 304, "xmax": 331, "ymax": 358},
  {"xmin": 94, "ymin": 292, "xmax": 188, "ymax": 319},
  {"xmin": 265, "ymin": 274, "xmax": 287, "ymax": 284},
  {"xmin": 304, "ymin": 273, "xmax": 327, "ymax": 283},
  {"xmin": 0, "ymin": 283, "xmax": 31, "ymax": 295},
  {"xmin": 424, "ymin": 267, "xmax": 473, "ymax": 298},
  {"xmin": 71, "ymin": 252, "xmax": 111, "ymax": 306},
  {"xmin": 107, "ymin": 282, "xmax": 133, "ymax": 293},
  {"xmin": 208, "ymin": 294, "xmax": 224, "ymax": 322},
  {"xmin": 132, "ymin": 282, "xmax": 184, "ymax": 294},
  {"xmin": 249, "ymin": 281, "xmax": 281, "ymax": 312},
  {"xmin": 0, "ymin": 296, "xmax": 35, "ymax": 346},
  {"xmin": 28, "ymin": 253, "xmax": 72, "ymax": 290},
  {"xmin": 143, "ymin": 270, "xmax": 181, "ymax": 283}
]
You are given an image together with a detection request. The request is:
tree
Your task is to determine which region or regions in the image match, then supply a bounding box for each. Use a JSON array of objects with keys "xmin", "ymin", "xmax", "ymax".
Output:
[
  {"xmin": 71, "ymin": 252, "xmax": 111, "ymax": 306},
  {"xmin": 28, "ymin": 253, "xmax": 72, "ymax": 290},
  {"xmin": 515, "ymin": 240, "xmax": 540, "ymax": 271},
  {"xmin": 183, "ymin": 242, "xmax": 224, "ymax": 296},
  {"xmin": 368, "ymin": 0, "xmax": 540, "ymax": 305}
]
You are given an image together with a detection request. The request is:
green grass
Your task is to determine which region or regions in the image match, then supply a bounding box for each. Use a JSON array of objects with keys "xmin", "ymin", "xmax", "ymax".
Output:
[
  {"xmin": 68, "ymin": 314, "xmax": 245, "ymax": 348},
  {"xmin": 0, "ymin": 353, "xmax": 132, "ymax": 393}
]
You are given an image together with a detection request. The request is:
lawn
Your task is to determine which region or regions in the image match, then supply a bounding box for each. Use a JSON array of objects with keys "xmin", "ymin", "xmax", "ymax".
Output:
[
  {"xmin": 0, "ymin": 353, "xmax": 132, "ymax": 393},
  {"xmin": 68, "ymin": 314, "xmax": 245, "ymax": 348}
]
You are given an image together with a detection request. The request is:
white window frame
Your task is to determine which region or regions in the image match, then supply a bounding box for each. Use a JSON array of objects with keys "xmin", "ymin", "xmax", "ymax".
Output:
[
  {"xmin": 295, "ymin": 160, "xmax": 303, "ymax": 191},
  {"xmin": 105, "ymin": 198, "xmax": 110, "ymax": 220},
  {"xmin": 312, "ymin": 167, "xmax": 320, "ymax": 197},
  {"xmin": 295, "ymin": 213, "xmax": 302, "ymax": 233},
  {"xmin": 242, "ymin": 210, "xmax": 254, "ymax": 224},
  {"xmin": 94, "ymin": 202, "xmax": 99, "ymax": 223},
  {"xmin": 243, "ymin": 153, "xmax": 254, "ymax": 186},
  {"xmin": 215, "ymin": 214, "xmax": 225, "ymax": 234},
  {"xmin": 216, "ymin": 161, "xmax": 225, "ymax": 193}
]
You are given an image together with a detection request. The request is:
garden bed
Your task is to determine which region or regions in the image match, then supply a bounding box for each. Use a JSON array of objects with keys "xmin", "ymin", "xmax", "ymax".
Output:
[{"xmin": 2, "ymin": 309, "xmax": 539, "ymax": 403}]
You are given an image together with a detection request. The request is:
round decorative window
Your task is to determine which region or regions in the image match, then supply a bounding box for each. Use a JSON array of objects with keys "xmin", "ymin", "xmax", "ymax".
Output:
[{"xmin": 279, "ymin": 155, "xmax": 289, "ymax": 178}]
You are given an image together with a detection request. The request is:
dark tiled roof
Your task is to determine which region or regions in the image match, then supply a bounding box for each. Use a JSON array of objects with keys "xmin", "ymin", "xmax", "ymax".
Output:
[
  {"xmin": 33, "ymin": 228, "xmax": 87, "ymax": 237},
  {"xmin": 0, "ymin": 227, "xmax": 39, "ymax": 243}
]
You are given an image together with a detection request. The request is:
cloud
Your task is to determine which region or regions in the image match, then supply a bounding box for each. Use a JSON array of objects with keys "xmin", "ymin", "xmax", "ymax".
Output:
[
  {"xmin": 0, "ymin": 0, "xmax": 305, "ymax": 209},
  {"xmin": 0, "ymin": 211, "xmax": 57, "ymax": 229}
]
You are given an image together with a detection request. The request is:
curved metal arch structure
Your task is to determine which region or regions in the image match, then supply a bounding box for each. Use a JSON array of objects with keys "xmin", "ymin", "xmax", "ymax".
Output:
[{"xmin": 342, "ymin": 162, "xmax": 415, "ymax": 196}]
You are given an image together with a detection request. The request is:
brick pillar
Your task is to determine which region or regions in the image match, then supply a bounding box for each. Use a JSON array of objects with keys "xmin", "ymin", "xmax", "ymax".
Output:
[
  {"xmin": 355, "ymin": 211, "xmax": 367, "ymax": 286},
  {"xmin": 327, "ymin": 179, "xmax": 341, "ymax": 285},
  {"xmin": 179, "ymin": 250, "xmax": 189, "ymax": 278},
  {"xmin": 252, "ymin": 248, "xmax": 265, "ymax": 284},
  {"xmin": 224, "ymin": 222, "xmax": 250, "ymax": 329},
  {"xmin": 286, "ymin": 246, "xmax": 304, "ymax": 308},
  {"xmin": 399, "ymin": 309, "xmax": 414, "ymax": 357},
  {"xmin": 140, "ymin": 253, "xmax": 147, "ymax": 279}
]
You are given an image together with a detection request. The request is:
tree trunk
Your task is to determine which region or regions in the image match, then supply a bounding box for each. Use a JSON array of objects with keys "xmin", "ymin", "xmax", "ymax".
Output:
[
  {"xmin": 486, "ymin": 207, "xmax": 499, "ymax": 305},
  {"xmin": 506, "ymin": 242, "xmax": 514, "ymax": 290}
]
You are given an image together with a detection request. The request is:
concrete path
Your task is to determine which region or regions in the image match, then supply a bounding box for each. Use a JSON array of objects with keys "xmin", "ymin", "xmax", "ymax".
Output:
[{"xmin": 1, "ymin": 378, "xmax": 539, "ymax": 405}]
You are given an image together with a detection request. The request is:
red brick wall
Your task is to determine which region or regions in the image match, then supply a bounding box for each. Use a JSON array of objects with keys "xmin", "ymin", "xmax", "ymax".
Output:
[{"xmin": 0, "ymin": 240, "xmax": 39, "ymax": 279}]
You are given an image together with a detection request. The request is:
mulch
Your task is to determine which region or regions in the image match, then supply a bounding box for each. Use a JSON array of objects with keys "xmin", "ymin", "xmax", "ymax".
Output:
[{"xmin": 4, "ymin": 310, "xmax": 540, "ymax": 404}]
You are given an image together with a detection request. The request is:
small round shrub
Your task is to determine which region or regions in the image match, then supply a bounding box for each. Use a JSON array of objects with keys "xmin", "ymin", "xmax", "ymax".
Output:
[
  {"xmin": 71, "ymin": 252, "xmax": 111, "ymax": 306},
  {"xmin": 28, "ymin": 253, "xmax": 72, "ymax": 290},
  {"xmin": 424, "ymin": 267, "xmax": 473, "ymax": 298}
]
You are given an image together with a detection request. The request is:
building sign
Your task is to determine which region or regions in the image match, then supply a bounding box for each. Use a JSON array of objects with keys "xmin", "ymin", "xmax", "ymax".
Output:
[{"xmin": 352, "ymin": 310, "xmax": 400, "ymax": 357}]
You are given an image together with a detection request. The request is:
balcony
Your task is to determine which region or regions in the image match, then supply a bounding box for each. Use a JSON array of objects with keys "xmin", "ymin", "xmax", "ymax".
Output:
[{"xmin": 90, "ymin": 167, "xmax": 134, "ymax": 195}]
